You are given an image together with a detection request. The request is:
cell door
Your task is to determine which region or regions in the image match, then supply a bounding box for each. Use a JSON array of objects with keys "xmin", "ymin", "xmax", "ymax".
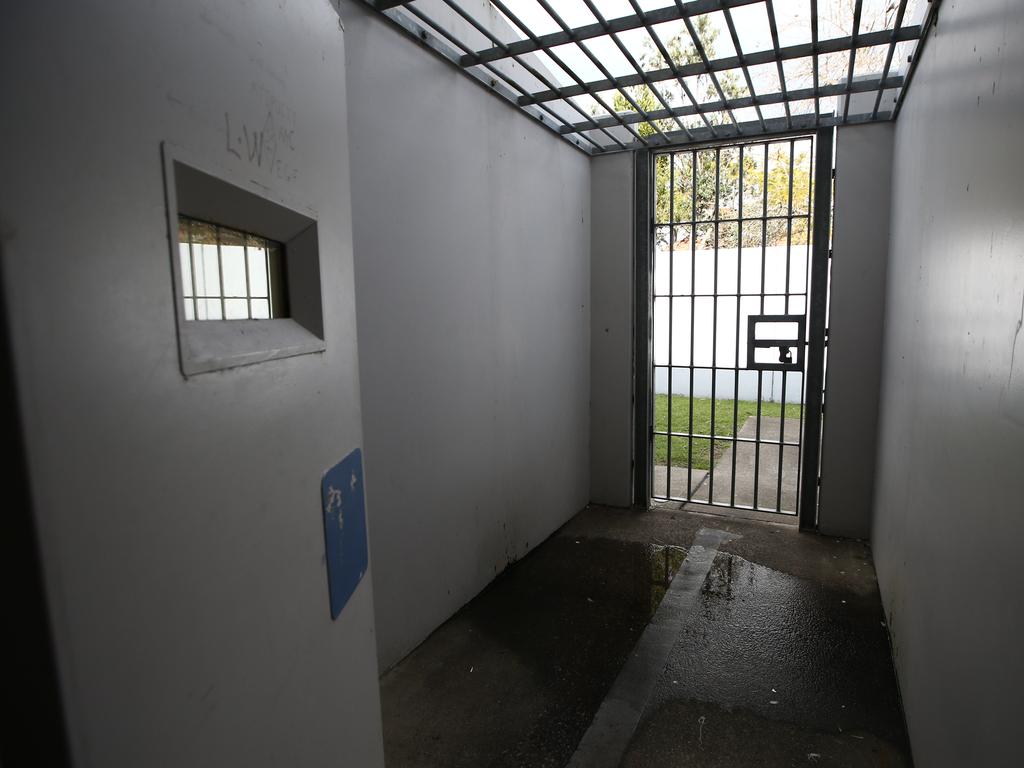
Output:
[{"xmin": 645, "ymin": 132, "xmax": 831, "ymax": 522}]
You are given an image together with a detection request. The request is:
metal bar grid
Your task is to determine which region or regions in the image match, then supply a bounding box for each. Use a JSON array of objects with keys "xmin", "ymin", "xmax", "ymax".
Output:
[
  {"xmin": 436, "ymin": 0, "xmax": 623, "ymax": 148},
  {"xmin": 722, "ymin": 7, "xmax": 766, "ymax": 133},
  {"xmin": 486, "ymin": 0, "xmax": 650, "ymax": 146},
  {"xmin": 179, "ymin": 216, "xmax": 281, "ymax": 322},
  {"xmin": 650, "ymin": 133, "xmax": 818, "ymax": 515},
  {"xmin": 841, "ymin": 0, "xmax": 864, "ymax": 124},
  {"xmin": 871, "ymin": 0, "xmax": 910, "ymax": 120},
  {"xmin": 405, "ymin": 1, "xmax": 608, "ymax": 150},
  {"xmin": 528, "ymin": 0, "xmax": 667, "ymax": 143},
  {"xmin": 624, "ymin": 0, "xmax": 706, "ymax": 141},
  {"xmin": 523, "ymin": 26, "xmax": 918, "ymax": 108},
  {"xmin": 361, "ymin": 1, "xmax": 932, "ymax": 154},
  {"xmin": 580, "ymin": 0, "xmax": 689, "ymax": 137},
  {"xmin": 679, "ymin": 8, "xmax": 740, "ymax": 131},
  {"xmin": 764, "ymin": 0, "xmax": 792, "ymax": 130},
  {"xmin": 893, "ymin": 0, "xmax": 943, "ymax": 120},
  {"xmin": 558, "ymin": 74, "xmax": 904, "ymax": 136}
]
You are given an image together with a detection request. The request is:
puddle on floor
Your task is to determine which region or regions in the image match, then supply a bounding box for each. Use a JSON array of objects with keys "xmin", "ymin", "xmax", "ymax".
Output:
[
  {"xmin": 380, "ymin": 533, "xmax": 908, "ymax": 768},
  {"xmin": 649, "ymin": 551, "xmax": 908, "ymax": 749},
  {"xmin": 380, "ymin": 536, "xmax": 689, "ymax": 768},
  {"xmin": 647, "ymin": 544, "xmax": 687, "ymax": 615}
]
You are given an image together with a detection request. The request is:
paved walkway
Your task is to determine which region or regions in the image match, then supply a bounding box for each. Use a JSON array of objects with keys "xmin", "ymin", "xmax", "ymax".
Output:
[{"xmin": 654, "ymin": 415, "xmax": 802, "ymax": 514}]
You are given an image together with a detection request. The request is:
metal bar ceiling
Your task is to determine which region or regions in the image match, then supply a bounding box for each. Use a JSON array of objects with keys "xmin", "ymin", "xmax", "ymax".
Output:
[{"xmin": 362, "ymin": 0, "xmax": 940, "ymax": 155}]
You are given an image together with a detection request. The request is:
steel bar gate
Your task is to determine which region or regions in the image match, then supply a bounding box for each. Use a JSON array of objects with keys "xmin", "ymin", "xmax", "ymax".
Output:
[{"xmin": 635, "ymin": 129, "xmax": 833, "ymax": 527}]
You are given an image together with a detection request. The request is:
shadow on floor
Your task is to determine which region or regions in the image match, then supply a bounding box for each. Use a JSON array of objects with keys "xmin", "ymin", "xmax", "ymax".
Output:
[{"xmin": 379, "ymin": 505, "xmax": 911, "ymax": 767}]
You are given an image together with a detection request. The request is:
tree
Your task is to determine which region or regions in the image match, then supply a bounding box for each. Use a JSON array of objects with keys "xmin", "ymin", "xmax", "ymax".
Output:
[
  {"xmin": 615, "ymin": 16, "xmax": 746, "ymax": 243},
  {"xmin": 790, "ymin": 1, "xmax": 901, "ymax": 103},
  {"xmin": 603, "ymin": 17, "xmax": 815, "ymax": 249}
]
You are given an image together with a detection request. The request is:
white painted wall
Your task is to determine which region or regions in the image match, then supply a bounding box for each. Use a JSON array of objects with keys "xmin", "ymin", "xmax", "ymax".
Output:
[
  {"xmin": 340, "ymin": 1, "xmax": 591, "ymax": 670},
  {"xmin": 872, "ymin": 1, "xmax": 1024, "ymax": 764},
  {"xmin": 591, "ymin": 154, "xmax": 635, "ymax": 508},
  {"xmin": 818, "ymin": 123, "xmax": 893, "ymax": 539},
  {"xmin": 0, "ymin": 1, "xmax": 385, "ymax": 766},
  {"xmin": 653, "ymin": 244, "xmax": 808, "ymax": 404}
]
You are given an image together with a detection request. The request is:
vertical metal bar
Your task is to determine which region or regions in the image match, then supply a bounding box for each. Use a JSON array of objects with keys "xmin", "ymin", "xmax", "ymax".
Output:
[
  {"xmin": 667, "ymin": 154, "xmax": 675, "ymax": 498},
  {"xmin": 795, "ymin": 140, "xmax": 816, "ymax": 515},
  {"xmin": 731, "ymin": 146, "xmax": 744, "ymax": 506},
  {"xmin": 811, "ymin": 0, "xmax": 821, "ymax": 125},
  {"xmin": 186, "ymin": 218, "xmax": 199, "ymax": 321},
  {"xmin": 634, "ymin": 149, "xmax": 652, "ymax": 507},
  {"xmin": 842, "ymin": 0, "xmax": 865, "ymax": 124},
  {"xmin": 243, "ymin": 236, "xmax": 253, "ymax": 320},
  {"xmin": 892, "ymin": 1, "xmax": 941, "ymax": 120},
  {"xmin": 753, "ymin": 141, "xmax": 768, "ymax": 510},
  {"xmin": 871, "ymin": 0, "xmax": 910, "ymax": 120},
  {"xmin": 215, "ymin": 226, "xmax": 226, "ymax": 320},
  {"xmin": 776, "ymin": 139, "xmax": 796, "ymax": 512},
  {"xmin": 708, "ymin": 147, "xmax": 720, "ymax": 503},
  {"xmin": 263, "ymin": 237, "xmax": 273, "ymax": 319},
  {"xmin": 764, "ymin": 0, "xmax": 792, "ymax": 130},
  {"xmin": 799, "ymin": 127, "xmax": 834, "ymax": 530},
  {"xmin": 687, "ymin": 151, "xmax": 696, "ymax": 501}
]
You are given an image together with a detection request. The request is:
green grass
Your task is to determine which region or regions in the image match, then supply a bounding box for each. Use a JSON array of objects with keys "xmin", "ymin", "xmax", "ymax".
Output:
[{"xmin": 654, "ymin": 395, "xmax": 802, "ymax": 470}]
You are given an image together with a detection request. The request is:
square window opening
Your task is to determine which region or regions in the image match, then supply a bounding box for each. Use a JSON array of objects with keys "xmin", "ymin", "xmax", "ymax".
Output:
[
  {"xmin": 177, "ymin": 215, "xmax": 289, "ymax": 322},
  {"xmin": 162, "ymin": 142, "xmax": 326, "ymax": 376}
]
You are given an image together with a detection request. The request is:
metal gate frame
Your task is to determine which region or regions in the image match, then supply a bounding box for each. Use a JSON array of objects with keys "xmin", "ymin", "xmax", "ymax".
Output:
[{"xmin": 633, "ymin": 128, "xmax": 833, "ymax": 530}]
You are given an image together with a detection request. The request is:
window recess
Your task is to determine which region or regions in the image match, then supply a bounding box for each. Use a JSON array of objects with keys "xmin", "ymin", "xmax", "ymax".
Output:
[
  {"xmin": 162, "ymin": 143, "xmax": 325, "ymax": 376},
  {"xmin": 177, "ymin": 216, "xmax": 288, "ymax": 322}
]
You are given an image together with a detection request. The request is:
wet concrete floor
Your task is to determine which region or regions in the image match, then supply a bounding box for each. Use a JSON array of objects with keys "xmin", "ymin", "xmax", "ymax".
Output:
[{"xmin": 379, "ymin": 504, "xmax": 910, "ymax": 767}]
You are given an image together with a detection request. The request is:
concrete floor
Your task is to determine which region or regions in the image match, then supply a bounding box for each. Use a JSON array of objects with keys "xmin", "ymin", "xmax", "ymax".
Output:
[{"xmin": 379, "ymin": 505, "xmax": 910, "ymax": 767}]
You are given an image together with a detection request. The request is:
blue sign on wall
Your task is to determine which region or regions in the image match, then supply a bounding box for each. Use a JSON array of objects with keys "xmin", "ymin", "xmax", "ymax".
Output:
[{"xmin": 321, "ymin": 448, "xmax": 368, "ymax": 620}]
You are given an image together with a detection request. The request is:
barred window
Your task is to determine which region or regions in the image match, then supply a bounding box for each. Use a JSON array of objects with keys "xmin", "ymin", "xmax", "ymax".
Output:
[{"xmin": 177, "ymin": 215, "xmax": 288, "ymax": 321}]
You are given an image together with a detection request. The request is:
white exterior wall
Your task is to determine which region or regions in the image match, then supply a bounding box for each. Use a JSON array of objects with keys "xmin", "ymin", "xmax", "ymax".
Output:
[
  {"xmin": 340, "ymin": 1, "xmax": 592, "ymax": 670},
  {"xmin": 872, "ymin": 1, "xmax": 1024, "ymax": 764},
  {"xmin": 0, "ymin": 1, "xmax": 385, "ymax": 766}
]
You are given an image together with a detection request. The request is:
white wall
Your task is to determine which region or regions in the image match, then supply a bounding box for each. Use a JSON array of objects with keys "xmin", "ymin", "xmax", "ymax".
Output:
[
  {"xmin": 873, "ymin": 1, "xmax": 1024, "ymax": 764},
  {"xmin": 590, "ymin": 154, "xmax": 635, "ymax": 508},
  {"xmin": 653, "ymin": 243, "xmax": 808, "ymax": 404},
  {"xmin": 0, "ymin": 2, "xmax": 385, "ymax": 766},
  {"xmin": 340, "ymin": 1, "xmax": 591, "ymax": 670},
  {"xmin": 818, "ymin": 123, "xmax": 893, "ymax": 538}
]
